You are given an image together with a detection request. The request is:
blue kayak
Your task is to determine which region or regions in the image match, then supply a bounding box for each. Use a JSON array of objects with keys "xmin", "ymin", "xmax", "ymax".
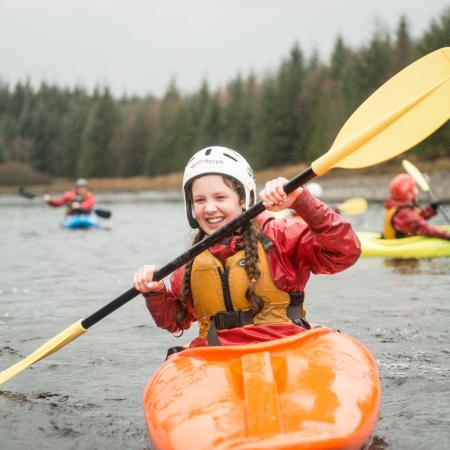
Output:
[{"xmin": 62, "ymin": 213, "xmax": 98, "ymax": 229}]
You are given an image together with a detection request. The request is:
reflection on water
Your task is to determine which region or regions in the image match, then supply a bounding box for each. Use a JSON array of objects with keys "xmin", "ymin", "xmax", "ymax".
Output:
[
  {"xmin": 369, "ymin": 435, "xmax": 390, "ymax": 449},
  {"xmin": 383, "ymin": 258, "xmax": 421, "ymax": 274},
  {"xmin": 383, "ymin": 256, "xmax": 450, "ymax": 275},
  {"xmin": 0, "ymin": 389, "xmax": 30, "ymax": 403},
  {"xmin": 0, "ymin": 197, "xmax": 448, "ymax": 450}
]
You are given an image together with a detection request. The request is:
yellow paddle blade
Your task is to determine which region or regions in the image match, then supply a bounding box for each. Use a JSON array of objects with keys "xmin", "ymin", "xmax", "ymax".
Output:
[
  {"xmin": 312, "ymin": 48, "xmax": 450, "ymax": 175},
  {"xmin": 337, "ymin": 197, "xmax": 368, "ymax": 215},
  {"xmin": 402, "ymin": 159, "xmax": 430, "ymax": 192},
  {"xmin": 0, "ymin": 320, "xmax": 86, "ymax": 385}
]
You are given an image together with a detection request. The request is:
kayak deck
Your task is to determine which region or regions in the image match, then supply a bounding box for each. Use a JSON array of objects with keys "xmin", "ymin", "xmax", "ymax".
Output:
[
  {"xmin": 357, "ymin": 225, "xmax": 450, "ymax": 258},
  {"xmin": 62, "ymin": 213, "xmax": 98, "ymax": 229},
  {"xmin": 144, "ymin": 327, "xmax": 380, "ymax": 450}
]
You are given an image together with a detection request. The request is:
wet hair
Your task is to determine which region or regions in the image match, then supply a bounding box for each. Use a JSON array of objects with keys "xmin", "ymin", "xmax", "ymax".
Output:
[{"xmin": 176, "ymin": 175, "xmax": 264, "ymax": 328}]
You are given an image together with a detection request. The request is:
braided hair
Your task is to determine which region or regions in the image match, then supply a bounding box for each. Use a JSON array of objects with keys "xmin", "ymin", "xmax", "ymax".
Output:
[
  {"xmin": 242, "ymin": 220, "xmax": 265, "ymax": 316},
  {"xmin": 178, "ymin": 175, "xmax": 264, "ymax": 326}
]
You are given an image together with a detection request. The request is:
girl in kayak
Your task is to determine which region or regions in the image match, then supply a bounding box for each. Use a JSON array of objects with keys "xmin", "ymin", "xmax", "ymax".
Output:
[
  {"xmin": 43, "ymin": 178, "xmax": 96, "ymax": 215},
  {"xmin": 384, "ymin": 174, "xmax": 450, "ymax": 240},
  {"xmin": 134, "ymin": 147, "xmax": 361, "ymax": 347}
]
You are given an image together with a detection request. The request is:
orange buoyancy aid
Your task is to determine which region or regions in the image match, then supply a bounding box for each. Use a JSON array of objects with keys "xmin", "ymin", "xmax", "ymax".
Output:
[
  {"xmin": 384, "ymin": 205, "xmax": 420, "ymax": 239},
  {"xmin": 383, "ymin": 207, "xmax": 398, "ymax": 239},
  {"xmin": 191, "ymin": 242, "xmax": 299, "ymax": 338}
]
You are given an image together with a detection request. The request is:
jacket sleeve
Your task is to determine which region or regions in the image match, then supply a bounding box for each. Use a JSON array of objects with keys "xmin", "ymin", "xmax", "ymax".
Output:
[
  {"xmin": 48, "ymin": 191, "xmax": 73, "ymax": 207},
  {"xmin": 264, "ymin": 189, "xmax": 361, "ymax": 279},
  {"xmin": 419, "ymin": 204, "xmax": 438, "ymax": 220},
  {"xmin": 394, "ymin": 208, "xmax": 450, "ymax": 240},
  {"xmin": 143, "ymin": 266, "xmax": 197, "ymax": 333}
]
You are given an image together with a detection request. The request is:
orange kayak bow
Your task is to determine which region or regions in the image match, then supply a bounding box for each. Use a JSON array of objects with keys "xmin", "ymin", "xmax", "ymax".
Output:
[{"xmin": 144, "ymin": 326, "xmax": 380, "ymax": 450}]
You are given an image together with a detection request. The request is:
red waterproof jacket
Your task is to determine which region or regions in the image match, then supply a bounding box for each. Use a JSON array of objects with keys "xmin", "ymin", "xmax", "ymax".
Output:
[
  {"xmin": 144, "ymin": 189, "xmax": 361, "ymax": 346},
  {"xmin": 48, "ymin": 190, "xmax": 96, "ymax": 215},
  {"xmin": 384, "ymin": 198, "xmax": 450, "ymax": 240}
]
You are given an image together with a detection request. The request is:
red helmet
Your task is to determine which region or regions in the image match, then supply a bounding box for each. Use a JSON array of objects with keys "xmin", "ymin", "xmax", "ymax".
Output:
[{"xmin": 389, "ymin": 174, "xmax": 417, "ymax": 201}]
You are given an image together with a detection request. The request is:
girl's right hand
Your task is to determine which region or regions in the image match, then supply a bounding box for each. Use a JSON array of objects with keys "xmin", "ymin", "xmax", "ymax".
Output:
[
  {"xmin": 258, "ymin": 177, "xmax": 303, "ymax": 212},
  {"xmin": 133, "ymin": 265, "xmax": 165, "ymax": 293}
]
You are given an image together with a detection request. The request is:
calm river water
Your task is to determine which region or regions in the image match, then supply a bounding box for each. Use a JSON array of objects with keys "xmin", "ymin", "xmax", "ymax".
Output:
[{"xmin": 0, "ymin": 192, "xmax": 449, "ymax": 450}]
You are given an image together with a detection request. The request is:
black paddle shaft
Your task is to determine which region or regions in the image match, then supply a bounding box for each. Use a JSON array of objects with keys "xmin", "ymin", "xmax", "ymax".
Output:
[
  {"xmin": 81, "ymin": 167, "xmax": 316, "ymax": 329},
  {"xmin": 18, "ymin": 186, "xmax": 36, "ymax": 199},
  {"xmin": 427, "ymin": 191, "xmax": 450, "ymax": 224}
]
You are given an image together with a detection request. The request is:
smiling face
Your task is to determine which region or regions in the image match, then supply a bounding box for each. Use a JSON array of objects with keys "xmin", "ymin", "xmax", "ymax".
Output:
[{"xmin": 191, "ymin": 175, "xmax": 244, "ymax": 235}]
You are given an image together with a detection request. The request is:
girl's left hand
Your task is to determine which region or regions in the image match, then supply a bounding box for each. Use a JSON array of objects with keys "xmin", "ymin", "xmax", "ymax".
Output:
[{"xmin": 258, "ymin": 177, "xmax": 303, "ymax": 212}]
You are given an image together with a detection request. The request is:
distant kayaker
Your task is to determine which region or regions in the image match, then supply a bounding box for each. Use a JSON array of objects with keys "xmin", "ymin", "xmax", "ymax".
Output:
[
  {"xmin": 43, "ymin": 178, "xmax": 96, "ymax": 215},
  {"xmin": 384, "ymin": 174, "xmax": 450, "ymax": 240},
  {"xmin": 133, "ymin": 146, "xmax": 361, "ymax": 347}
]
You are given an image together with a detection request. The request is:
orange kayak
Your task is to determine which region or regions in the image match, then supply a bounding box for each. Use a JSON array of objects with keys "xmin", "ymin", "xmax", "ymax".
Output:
[{"xmin": 143, "ymin": 327, "xmax": 380, "ymax": 450}]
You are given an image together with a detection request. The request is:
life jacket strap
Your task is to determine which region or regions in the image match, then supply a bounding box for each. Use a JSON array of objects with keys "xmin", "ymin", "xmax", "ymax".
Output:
[
  {"xmin": 207, "ymin": 310, "xmax": 254, "ymax": 346},
  {"xmin": 207, "ymin": 292, "xmax": 310, "ymax": 346},
  {"xmin": 213, "ymin": 310, "xmax": 254, "ymax": 329},
  {"xmin": 287, "ymin": 292, "xmax": 311, "ymax": 330},
  {"xmin": 165, "ymin": 346, "xmax": 186, "ymax": 360}
]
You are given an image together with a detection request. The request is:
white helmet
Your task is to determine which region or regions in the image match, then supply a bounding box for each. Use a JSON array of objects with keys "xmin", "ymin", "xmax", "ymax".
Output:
[
  {"xmin": 182, "ymin": 146, "xmax": 256, "ymax": 228},
  {"xmin": 75, "ymin": 178, "xmax": 88, "ymax": 188},
  {"xmin": 306, "ymin": 182, "xmax": 323, "ymax": 198}
]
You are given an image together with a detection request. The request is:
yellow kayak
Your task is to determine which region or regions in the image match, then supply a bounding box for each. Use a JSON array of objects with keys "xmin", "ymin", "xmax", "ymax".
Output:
[
  {"xmin": 357, "ymin": 225, "xmax": 450, "ymax": 258},
  {"xmin": 144, "ymin": 327, "xmax": 380, "ymax": 450}
]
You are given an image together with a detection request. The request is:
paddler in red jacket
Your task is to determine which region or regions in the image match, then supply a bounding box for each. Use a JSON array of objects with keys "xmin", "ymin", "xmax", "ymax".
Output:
[
  {"xmin": 133, "ymin": 147, "xmax": 361, "ymax": 347},
  {"xmin": 384, "ymin": 174, "xmax": 450, "ymax": 240},
  {"xmin": 43, "ymin": 178, "xmax": 96, "ymax": 216}
]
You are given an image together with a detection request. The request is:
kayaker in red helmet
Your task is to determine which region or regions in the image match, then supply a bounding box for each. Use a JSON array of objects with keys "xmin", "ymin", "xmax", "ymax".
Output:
[
  {"xmin": 133, "ymin": 147, "xmax": 361, "ymax": 347},
  {"xmin": 43, "ymin": 178, "xmax": 96, "ymax": 215},
  {"xmin": 384, "ymin": 173, "xmax": 450, "ymax": 240}
]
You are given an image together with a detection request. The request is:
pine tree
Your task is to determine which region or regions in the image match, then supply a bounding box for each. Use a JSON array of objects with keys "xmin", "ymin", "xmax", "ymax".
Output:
[
  {"xmin": 270, "ymin": 43, "xmax": 306, "ymax": 164},
  {"xmin": 250, "ymin": 78, "xmax": 279, "ymax": 168},
  {"xmin": 145, "ymin": 80, "xmax": 183, "ymax": 175},
  {"xmin": 55, "ymin": 88, "xmax": 91, "ymax": 177},
  {"xmin": 196, "ymin": 92, "xmax": 224, "ymax": 149},
  {"xmin": 77, "ymin": 87, "xmax": 120, "ymax": 177},
  {"xmin": 223, "ymin": 74, "xmax": 253, "ymax": 151},
  {"xmin": 392, "ymin": 15, "xmax": 417, "ymax": 74},
  {"xmin": 112, "ymin": 100, "xmax": 153, "ymax": 176},
  {"xmin": 418, "ymin": 6, "xmax": 450, "ymax": 55}
]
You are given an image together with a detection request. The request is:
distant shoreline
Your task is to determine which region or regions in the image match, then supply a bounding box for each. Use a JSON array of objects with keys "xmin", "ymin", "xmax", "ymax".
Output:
[{"xmin": 1, "ymin": 156, "xmax": 449, "ymax": 202}]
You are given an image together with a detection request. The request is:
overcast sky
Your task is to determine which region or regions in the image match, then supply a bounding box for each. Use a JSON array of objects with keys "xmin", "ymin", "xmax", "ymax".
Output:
[{"xmin": 1, "ymin": 0, "xmax": 449, "ymax": 97}]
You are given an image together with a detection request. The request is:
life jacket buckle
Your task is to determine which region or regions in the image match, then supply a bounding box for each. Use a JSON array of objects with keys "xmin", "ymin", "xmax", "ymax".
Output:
[{"xmin": 212, "ymin": 310, "xmax": 253, "ymax": 330}]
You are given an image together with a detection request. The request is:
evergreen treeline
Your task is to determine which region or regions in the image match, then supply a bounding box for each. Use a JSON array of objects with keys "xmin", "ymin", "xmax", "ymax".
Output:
[{"xmin": 0, "ymin": 10, "xmax": 449, "ymax": 181}]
